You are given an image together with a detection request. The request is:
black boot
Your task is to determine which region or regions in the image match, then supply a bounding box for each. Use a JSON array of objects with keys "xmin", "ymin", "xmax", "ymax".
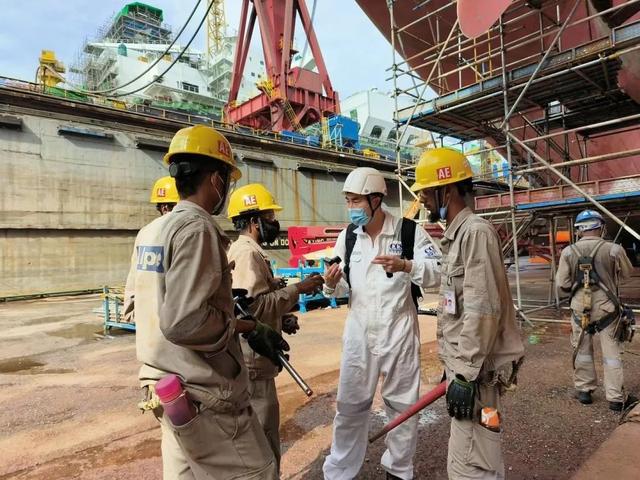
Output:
[
  {"xmin": 576, "ymin": 390, "xmax": 593, "ymax": 405},
  {"xmin": 609, "ymin": 395, "xmax": 639, "ymax": 412},
  {"xmin": 386, "ymin": 472, "xmax": 407, "ymax": 480}
]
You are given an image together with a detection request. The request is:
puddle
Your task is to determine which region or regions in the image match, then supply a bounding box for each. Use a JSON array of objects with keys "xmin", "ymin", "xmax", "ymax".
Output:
[
  {"xmin": 46, "ymin": 323, "xmax": 100, "ymax": 340},
  {"xmin": 373, "ymin": 406, "xmax": 441, "ymax": 427},
  {"xmin": 525, "ymin": 323, "xmax": 572, "ymax": 345},
  {"xmin": 0, "ymin": 357, "xmax": 44, "ymax": 374}
]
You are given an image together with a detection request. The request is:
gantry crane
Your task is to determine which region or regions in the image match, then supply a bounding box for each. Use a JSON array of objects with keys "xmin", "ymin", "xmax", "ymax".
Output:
[{"xmin": 225, "ymin": 0, "xmax": 340, "ymax": 132}]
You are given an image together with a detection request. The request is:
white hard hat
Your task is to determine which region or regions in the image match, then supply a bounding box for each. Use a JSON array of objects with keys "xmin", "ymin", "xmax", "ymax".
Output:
[{"xmin": 343, "ymin": 167, "xmax": 387, "ymax": 196}]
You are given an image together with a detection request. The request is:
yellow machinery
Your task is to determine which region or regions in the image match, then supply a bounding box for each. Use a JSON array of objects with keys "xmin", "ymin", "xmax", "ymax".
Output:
[{"xmin": 37, "ymin": 50, "xmax": 65, "ymax": 88}]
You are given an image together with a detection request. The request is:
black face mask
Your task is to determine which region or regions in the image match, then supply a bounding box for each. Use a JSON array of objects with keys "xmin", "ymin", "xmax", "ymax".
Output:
[{"xmin": 258, "ymin": 218, "xmax": 280, "ymax": 244}]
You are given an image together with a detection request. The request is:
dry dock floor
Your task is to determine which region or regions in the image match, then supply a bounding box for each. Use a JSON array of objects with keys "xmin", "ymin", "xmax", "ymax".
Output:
[{"xmin": 1, "ymin": 263, "xmax": 639, "ymax": 479}]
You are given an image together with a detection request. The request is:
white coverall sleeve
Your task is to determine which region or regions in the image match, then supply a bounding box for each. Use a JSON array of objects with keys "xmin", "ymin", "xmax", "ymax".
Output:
[
  {"xmin": 325, "ymin": 228, "xmax": 350, "ymax": 298},
  {"xmin": 410, "ymin": 224, "xmax": 441, "ymax": 289}
]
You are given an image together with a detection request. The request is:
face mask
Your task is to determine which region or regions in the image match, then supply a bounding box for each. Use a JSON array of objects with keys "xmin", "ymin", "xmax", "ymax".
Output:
[
  {"xmin": 349, "ymin": 208, "xmax": 371, "ymax": 227},
  {"xmin": 211, "ymin": 172, "xmax": 230, "ymax": 215},
  {"xmin": 258, "ymin": 218, "xmax": 280, "ymax": 244}
]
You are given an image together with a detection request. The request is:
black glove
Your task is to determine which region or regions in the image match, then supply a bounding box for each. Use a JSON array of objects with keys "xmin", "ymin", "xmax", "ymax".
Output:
[
  {"xmin": 446, "ymin": 375, "xmax": 476, "ymax": 420},
  {"xmin": 244, "ymin": 322, "xmax": 290, "ymax": 367},
  {"xmin": 282, "ymin": 314, "xmax": 300, "ymax": 335},
  {"xmin": 232, "ymin": 289, "xmax": 254, "ymax": 318}
]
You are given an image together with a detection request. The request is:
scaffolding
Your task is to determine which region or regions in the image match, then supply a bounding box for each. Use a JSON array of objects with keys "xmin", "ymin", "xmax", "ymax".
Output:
[{"xmin": 388, "ymin": 0, "xmax": 640, "ymax": 320}]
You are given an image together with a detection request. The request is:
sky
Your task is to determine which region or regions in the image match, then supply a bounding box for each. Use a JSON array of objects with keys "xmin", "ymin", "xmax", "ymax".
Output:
[{"xmin": 0, "ymin": 0, "xmax": 402, "ymax": 99}]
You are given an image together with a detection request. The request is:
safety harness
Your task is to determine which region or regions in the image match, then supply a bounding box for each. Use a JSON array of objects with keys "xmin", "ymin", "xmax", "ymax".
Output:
[
  {"xmin": 569, "ymin": 240, "xmax": 620, "ymax": 334},
  {"xmin": 343, "ymin": 217, "xmax": 422, "ymax": 309},
  {"xmin": 569, "ymin": 240, "xmax": 635, "ymax": 367}
]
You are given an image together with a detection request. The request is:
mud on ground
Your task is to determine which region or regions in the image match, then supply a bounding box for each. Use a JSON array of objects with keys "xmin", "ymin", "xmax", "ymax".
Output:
[{"xmin": 1, "ymin": 288, "xmax": 640, "ymax": 479}]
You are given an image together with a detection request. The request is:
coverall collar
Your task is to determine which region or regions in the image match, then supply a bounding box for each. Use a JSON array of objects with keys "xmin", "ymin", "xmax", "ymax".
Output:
[
  {"xmin": 235, "ymin": 233, "xmax": 269, "ymax": 260},
  {"xmin": 353, "ymin": 209, "xmax": 396, "ymax": 237},
  {"xmin": 443, "ymin": 207, "xmax": 473, "ymax": 241},
  {"xmin": 173, "ymin": 199, "xmax": 210, "ymax": 216},
  {"xmin": 173, "ymin": 200, "xmax": 231, "ymax": 248}
]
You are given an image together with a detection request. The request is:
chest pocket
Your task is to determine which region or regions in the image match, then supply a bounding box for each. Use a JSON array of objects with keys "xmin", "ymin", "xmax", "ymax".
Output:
[{"xmin": 440, "ymin": 262, "xmax": 465, "ymax": 316}]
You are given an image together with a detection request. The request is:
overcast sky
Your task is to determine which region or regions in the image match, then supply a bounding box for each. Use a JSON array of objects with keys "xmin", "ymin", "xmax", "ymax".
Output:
[{"xmin": 0, "ymin": 0, "xmax": 401, "ymax": 99}]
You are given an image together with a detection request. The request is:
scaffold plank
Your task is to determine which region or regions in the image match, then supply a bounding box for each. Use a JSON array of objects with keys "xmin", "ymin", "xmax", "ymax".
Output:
[{"xmin": 475, "ymin": 174, "xmax": 640, "ymax": 211}]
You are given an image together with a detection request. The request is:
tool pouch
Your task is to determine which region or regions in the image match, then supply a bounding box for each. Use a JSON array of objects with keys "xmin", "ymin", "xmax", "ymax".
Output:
[{"xmin": 613, "ymin": 307, "xmax": 635, "ymax": 343}]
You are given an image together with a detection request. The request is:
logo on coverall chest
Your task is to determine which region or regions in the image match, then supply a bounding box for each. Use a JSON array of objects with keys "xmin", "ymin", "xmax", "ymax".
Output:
[
  {"xmin": 388, "ymin": 242, "xmax": 403, "ymax": 256},
  {"xmin": 136, "ymin": 245, "xmax": 165, "ymax": 273}
]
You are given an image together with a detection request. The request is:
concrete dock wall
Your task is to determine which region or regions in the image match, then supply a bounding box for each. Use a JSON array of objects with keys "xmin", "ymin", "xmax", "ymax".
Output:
[{"xmin": 0, "ymin": 110, "xmax": 400, "ymax": 297}]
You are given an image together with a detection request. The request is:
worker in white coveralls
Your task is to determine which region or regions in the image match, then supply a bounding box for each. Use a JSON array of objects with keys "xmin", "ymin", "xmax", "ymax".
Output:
[
  {"xmin": 127, "ymin": 125, "xmax": 287, "ymax": 479},
  {"xmin": 226, "ymin": 183, "xmax": 324, "ymax": 470},
  {"xmin": 411, "ymin": 148, "xmax": 525, "ymax": 480},
  {"xmin": 322, "ymin": 167, "xmax": 441, "ymax": 480},
  {"xmin": 124, "ymin": 175, "xmax": 179, "ymax": 323},
  {"xmin": 556, "ymin": 209, "xmax": 637, "ymax": 411}
]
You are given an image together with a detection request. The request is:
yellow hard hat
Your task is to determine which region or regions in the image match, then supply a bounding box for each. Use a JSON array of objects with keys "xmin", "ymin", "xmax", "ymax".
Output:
[
  {"xmin": 150, "ymin": 175, "xmax": 179, "ymax": 204},
  {"xmin": 164, "ymin": 125, "xmax": 242, "ymax": 181},
  {"xmin": 227, "ymin": 183, "xmax": 283, "ymax": 219},
  {"xmin": 411, "ymin": 147, "xmax": 473, "ymax": 192}
]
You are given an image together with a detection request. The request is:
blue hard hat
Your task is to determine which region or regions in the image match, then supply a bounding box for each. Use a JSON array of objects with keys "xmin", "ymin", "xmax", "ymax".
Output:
[
  {"xmin": 575, "ymin": 209, "xmax": 604, "ymax": 224},
  {"xmin": 575, "ymin": 209, "xmax": 604, "ymax": 231}
]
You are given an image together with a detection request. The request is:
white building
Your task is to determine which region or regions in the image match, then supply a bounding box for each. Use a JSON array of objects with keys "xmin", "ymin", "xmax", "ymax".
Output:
[{"xmin": 340, "ymin": 89, "xmax": 435, "ymax": 149}]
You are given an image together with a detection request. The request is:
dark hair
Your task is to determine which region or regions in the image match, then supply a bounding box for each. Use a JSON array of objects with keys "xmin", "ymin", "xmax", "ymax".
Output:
[
  {"xmin": 232, "ymin": 213, "xmax": 257, "ymax": 232},
  {"xmin": 455, "ymin": 178, "xmax": 474, "ymax": 196},
  {"xmin": 171, "ymin": 154, "xmax": 229, "ymax": 198},
  {"xmin": 156, "ymin": 202, "xmax": 176, "ymax": 213}
]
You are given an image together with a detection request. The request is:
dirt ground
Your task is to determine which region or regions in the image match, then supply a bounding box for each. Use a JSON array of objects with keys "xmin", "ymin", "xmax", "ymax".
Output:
[{"xmin": 1, "ymin": 263, "xmax": 639, "ymax": 479}]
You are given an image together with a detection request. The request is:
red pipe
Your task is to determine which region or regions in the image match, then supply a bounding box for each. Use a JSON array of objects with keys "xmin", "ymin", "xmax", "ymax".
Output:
[{"xmin": 368, "ymin": 381, "xmax": 447, "ymax": 444}]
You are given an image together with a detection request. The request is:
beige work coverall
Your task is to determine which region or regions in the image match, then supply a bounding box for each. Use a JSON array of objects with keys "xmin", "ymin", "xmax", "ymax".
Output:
[
  {"xmin": 556, "ymin": 237, "xmax": 633, "ymax": 402},
  {"xmin": 126, "ymin": 201, "xmax": 277, "ymax": 480},
  {"xmin": 437, "ymin": 208, "xmax": 525, "ymax": 480},
  {"xmin": 227, "ymin": 235, "xmax": 300, "ymax": 469}
]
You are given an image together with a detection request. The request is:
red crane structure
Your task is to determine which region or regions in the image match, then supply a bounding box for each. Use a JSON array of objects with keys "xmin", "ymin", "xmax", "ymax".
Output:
[{"xmin": 225, "ymin": 0, "xmax": 340, "ymax": 132}]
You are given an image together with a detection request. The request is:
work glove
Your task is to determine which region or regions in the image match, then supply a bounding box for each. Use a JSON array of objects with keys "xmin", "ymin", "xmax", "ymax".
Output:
[
  {"xmin": 282, "ymin": 314, "xmax": 300, "ymax": 335},
  {"xmin": 446, "ymin": 375, "xmax": 476, "ymax": 420},
  {"xmin": 244, "ymin": 322, "xmax": 290, "ymax": 367}
]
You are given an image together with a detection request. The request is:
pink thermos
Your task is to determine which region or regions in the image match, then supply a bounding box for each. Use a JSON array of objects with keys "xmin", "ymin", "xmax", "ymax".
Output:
[{"xmin": 155, "ymin": 374, "xmax": 197, "ymax": 426}]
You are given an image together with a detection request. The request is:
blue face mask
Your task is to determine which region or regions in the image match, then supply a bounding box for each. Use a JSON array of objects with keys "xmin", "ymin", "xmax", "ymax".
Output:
[
  {"xmin": 439, "ymin": 205, "xmax": 448, "ymax": 221},
  {"xmin": 349, "ymin": 208, "xmax": 371, "ymax": 226}
]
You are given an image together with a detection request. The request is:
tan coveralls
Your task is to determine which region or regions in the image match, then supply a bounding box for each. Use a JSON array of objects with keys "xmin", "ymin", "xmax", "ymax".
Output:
[
  {"xmin": 555, "ymin": 236, "xmax": 633, "ymax": 402},
  {"xmin": 125, "ymin": 201, "xmax": 277, "ymax": 480},
  {"xmin": 438, "ymin": 208, "xmax": 525, "ymax": 480},
  {"xmin": 227, "ymin": 235, "xmax": 300, "ymax": 468}
]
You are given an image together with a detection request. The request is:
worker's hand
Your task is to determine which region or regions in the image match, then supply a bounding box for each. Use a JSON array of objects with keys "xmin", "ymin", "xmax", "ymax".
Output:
[
  {"xmin": 245, "ymin": 322, "xmax": 290, "ymax": 367},
  {"xmin": 296, "ymin": 273, "xmax": 325, "ymax": 295},
  {"xmin": 282, "ymin": 314, "xmax": 300, "ymax": 335},
  {"xmin": 446, "ymin": 375, "xmax": 476, "ymax": 420},
  {"xmin": 272, "ymin": 277, "xmax": 288, "ymax": 289},
  {"xmin": 371, "ymin": 255, "xmax": 410, "ymax": 274},
  {"xmin": 324, "ymin": 263, "xmax": 343, "ymax": 289}
]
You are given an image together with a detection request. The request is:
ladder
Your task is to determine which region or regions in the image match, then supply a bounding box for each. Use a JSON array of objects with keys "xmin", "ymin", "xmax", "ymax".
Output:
[
  {"xmin": 321, "ymin": 116, "xmax": 330, "ymax": 148},
  {"xmin": 258, "ymin": 78, "xmax": 302, "ymax": 132}
]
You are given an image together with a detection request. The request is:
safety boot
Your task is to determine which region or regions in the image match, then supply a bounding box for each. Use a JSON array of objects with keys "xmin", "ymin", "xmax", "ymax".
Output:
[
  {"xmin": 576, "ymin": 390, "xmax": 593, "ymax": 405},
  {"xmin": 609, "ymin": 395, "xmax": 639, "ymax": 412},
  {"xmin": 386, "ymin": 472, "xmax": 408, "ymax": 480}
]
